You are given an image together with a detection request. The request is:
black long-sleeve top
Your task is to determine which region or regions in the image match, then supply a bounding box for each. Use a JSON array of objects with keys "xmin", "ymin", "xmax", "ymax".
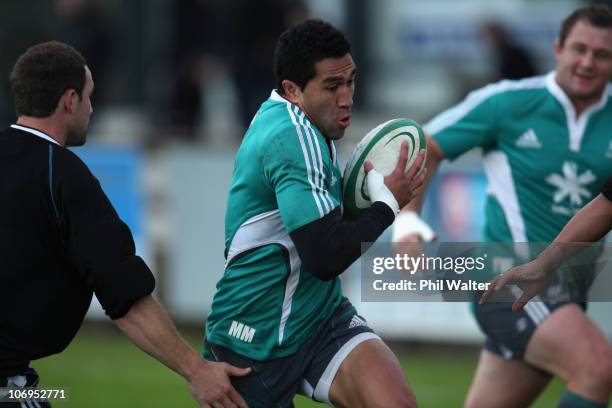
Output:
[
  {"xmin": 0, "ymin": 125, "xmax": 154, "ymax": 377},
  {"xmin": 290, "ymin": 202, "xmax": 395, "ymax": 281}
]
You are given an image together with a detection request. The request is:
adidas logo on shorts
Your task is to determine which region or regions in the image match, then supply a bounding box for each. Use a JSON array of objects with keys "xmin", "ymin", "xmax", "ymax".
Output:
[{"xmin": 349, "ymin": 315, "xmax": 367, "ymax": 329}]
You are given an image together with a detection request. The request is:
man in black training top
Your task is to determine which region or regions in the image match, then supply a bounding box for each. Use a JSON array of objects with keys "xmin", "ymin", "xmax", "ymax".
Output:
[{"xmin": 0, "ymin": 41, "xmax": 249, "ymax": 408}]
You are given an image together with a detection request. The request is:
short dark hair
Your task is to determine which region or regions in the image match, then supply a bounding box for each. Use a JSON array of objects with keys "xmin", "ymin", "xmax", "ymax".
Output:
[
  {"xmin": 274, "ymin": 19, "xmax": 351, "ymax": 94},
  {"xmin": 559, "ymin": 4, "xmax": 612, "ymax": 47},
  {"xmin": 10, "ymin": 41, "xmax": 87, "ymax": 117}
]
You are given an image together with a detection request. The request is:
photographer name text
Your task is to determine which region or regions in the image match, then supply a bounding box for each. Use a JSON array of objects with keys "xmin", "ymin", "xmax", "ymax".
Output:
[{"xmin": 372, "ymin": 279, "xmax": 491, "ymax": 292}]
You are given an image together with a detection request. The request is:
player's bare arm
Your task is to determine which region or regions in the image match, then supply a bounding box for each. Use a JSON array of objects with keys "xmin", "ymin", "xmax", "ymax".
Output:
[
  {"xmin": 393, "ymin": 135, "xmax": 444, "ymax": 243},
  {"xmin": 115, "ymin": 295, "xmax": 250, "ymax": 408},
  {"xmin": 480, "ymin": 192, "xmax": 612, "ymax": 310}
]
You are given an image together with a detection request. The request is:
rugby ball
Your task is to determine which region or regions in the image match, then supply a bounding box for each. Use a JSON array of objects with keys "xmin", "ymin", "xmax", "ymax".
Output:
[{"xmin": 343, "ymin": 118, "xmax": 426, "ymax": 217}]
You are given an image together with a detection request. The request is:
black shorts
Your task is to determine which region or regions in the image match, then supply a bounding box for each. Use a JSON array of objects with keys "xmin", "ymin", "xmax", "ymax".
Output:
[
  {"xmin": 203, "ymin": 299, "xmax": 379, "ymax": 407},
  {"xmin": 474, "ymin": 286, "xmax": 585, "ymax": 363},
  {"xmin": 475, "ymin": 250, "xmax": 590, "ymax": 367}
]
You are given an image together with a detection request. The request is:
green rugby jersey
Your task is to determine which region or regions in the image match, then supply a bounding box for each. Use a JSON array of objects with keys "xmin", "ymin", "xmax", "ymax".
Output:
[
  {"xmin": 206, "ymin": 90, "xmax": 344, "ymax": 360},
  {"xmin": 426, "ymin": 72, "xmax": 612, "ymax": 244}
]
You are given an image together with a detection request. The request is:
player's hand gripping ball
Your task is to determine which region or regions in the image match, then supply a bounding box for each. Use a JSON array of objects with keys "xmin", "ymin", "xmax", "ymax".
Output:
[{"xmin": 343, "ymin": 118, "xmax": 426, "ymax": 217}]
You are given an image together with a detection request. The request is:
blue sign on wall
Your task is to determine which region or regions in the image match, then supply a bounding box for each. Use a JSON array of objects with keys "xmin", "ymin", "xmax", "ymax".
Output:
[{"xmin": 70, "ymin": 144, "xmax": 146, "ymax": 244}]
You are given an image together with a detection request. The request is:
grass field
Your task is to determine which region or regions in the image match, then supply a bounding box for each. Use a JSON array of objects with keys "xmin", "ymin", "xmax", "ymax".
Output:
[{"xmin": 31, "ymin": 324, "xmax": 564, "ymax": 407}]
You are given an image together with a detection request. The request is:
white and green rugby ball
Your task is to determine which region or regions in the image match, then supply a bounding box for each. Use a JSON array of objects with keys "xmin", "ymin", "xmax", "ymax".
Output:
[{"xmin": 343, "ymin": 118, "xmax": 426, "ymax": 217}]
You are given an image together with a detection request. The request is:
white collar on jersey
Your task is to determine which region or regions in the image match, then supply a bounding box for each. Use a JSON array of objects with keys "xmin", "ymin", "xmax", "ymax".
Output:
[
  {"xmin": 270, "ymin": 89, "xmax": 288, "ymax": 103},
  {"xmin": 545, "ymin": 71, "xmax": 611, "ymax": 152},
  {"xmin": 10, "ymin": 124, "xmax": 61, "ymax": 146},
  {"xmin": 546, "ymin": 71, "xmax": 610, "ymax": 113}
]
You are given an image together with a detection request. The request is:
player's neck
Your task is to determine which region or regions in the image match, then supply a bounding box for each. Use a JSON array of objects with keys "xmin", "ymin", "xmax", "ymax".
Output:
[
  {"xmin": 16, "ymin": 116, "xmax": 66, "ymax": 146},
  {"xmin": 572, "ymin": 97, "xmax": 600, "ymax": 118}
]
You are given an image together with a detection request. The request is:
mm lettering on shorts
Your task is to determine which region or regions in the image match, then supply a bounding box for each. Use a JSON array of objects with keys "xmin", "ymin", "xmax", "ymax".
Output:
[{"xmin": 228, "ymin": 320, "xmax": 256, "ymax": 343}]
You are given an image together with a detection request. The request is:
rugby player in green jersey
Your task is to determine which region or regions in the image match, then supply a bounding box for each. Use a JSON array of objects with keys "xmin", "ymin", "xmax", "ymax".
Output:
[
  {"xmin": 395, "ymin": 5, "xmax": 612, "ymax": 408},
  {"xmin": 204, "ymin": 19, "xmax": 426, "ymax": 408}
]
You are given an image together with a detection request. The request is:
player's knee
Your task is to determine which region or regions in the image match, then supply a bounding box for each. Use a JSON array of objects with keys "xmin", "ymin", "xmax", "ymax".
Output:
[{"xmin": 571, "ymin": 346, "xmax": 612, "ymax": 391}]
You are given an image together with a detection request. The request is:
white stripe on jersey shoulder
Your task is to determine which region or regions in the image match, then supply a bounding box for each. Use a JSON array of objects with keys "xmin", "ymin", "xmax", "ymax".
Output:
[
  {"xmin": 425, "ymin": 74, "xmax": 547, "ymax": 135},
  {"xmin": 295, "ymin": 108, "xmax": 335, "ymax": 211},
  {"xmin": 285, "ymin": 104, "xmax": 325, "ymax": 217},
  {"xmin": 281, "ymin": 98, "xmax": 336, "ymax": 217},
  {"xmin": 331, "ymin": 140, "xmax": 338, "ymax": 165},
  {"xmin": 269, "ymin": 89, "xmax": 337, "ymax": 214},
  {"xmin": 294, "ymin": 108, "xmax": 329, "ymax": 213}
]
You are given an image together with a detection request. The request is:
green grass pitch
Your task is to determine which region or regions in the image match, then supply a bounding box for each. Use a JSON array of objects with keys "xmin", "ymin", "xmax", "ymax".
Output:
[{"xmin": 31, "ymin": 325, "xmax": 564, "ymax": 407}]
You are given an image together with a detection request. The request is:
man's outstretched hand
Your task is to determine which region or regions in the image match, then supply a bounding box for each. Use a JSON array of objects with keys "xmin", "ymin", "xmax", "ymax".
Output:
[{"xmin": 479, "ymin": 260, "xmax": 551, "ymax": 312}]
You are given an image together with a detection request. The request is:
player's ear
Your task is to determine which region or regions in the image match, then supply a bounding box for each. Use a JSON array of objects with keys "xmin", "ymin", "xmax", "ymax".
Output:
[
  {"xmin": 553, "ymin": 38, "xmax": 562, "ymax": 60},
  {"xmin": 60, "ymin": 88, "xmax": 78, "ymax": 114},
  {"xmin": 281, "ymin": 80, "xmax": 302, "ymax": 104}
]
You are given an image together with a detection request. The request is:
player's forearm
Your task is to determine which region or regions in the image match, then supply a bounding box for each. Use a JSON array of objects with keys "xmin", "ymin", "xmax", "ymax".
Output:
[
  {"xmin": 393, "ymin": 137, "xmax": 442, "ymax": 242},
  {"xmin": 401, "ymin": 135, "xmax": 442, "ymax": 213},
  {"xmin": 114, "ymin": 295, "xmax": 203, "ymax": 381},
  {"xmin": 537, "ymin": 194, "xmax": 612, "ymax": 272},
  {"xmin": 291, "ymin": 203, "xmax": 394, "ymax": 280}
]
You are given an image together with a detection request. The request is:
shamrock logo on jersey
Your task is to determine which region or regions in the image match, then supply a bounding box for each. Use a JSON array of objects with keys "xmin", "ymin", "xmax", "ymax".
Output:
[{"xmin": 546, "ymin": 161, "xmax": 596, "ymax": 207}]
